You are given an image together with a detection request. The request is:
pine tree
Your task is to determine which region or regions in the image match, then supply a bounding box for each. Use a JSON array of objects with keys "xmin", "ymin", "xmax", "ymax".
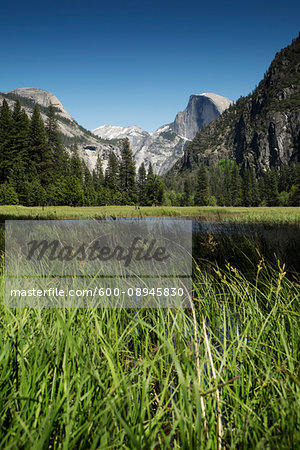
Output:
[
  {"xmin": 288, "ymin": 163, "xmax": 300, "ymax": 206},
  {"xmin": 105, "ymin": 152, "xmax": 120, "ymax": 193},
  {"xmin": 47, "ymin": 178, "xmax": 68, "ymax": 205},
  {"xmin": 145, "ymin": 174, "xmax": 164, "ymax": 206},
  {"xmin": 194, "ymin": 164, "xmax": 209, "ymax": 206},
  {"xmin": 250, "ymin": 168, "xmax": 260, "ymax": 206},
  {"xmin": 241, "ymin": 169, "xmax": 252, "ymax": 206},
  {"xmin": 65, "ymin": 176, "xmax": 85, "ymax": 206},
  {"xmin": 264, "ymin": 168, "xmax": 279, "ymax": 206},
  {"xmin": 29, "ymin": 105, "xmax": 53, "ymax": 186},
  {"xmin": 84, "ymin": 184, "xmax": 97, "ymax": 206},
  {"xmin": 138, "ymin": 162, "xmax": 147, "ymax": 205},
  {"xmin": 26, "ymin": 179, "xmax": 46, "ymax": 206},
  {"xmin": 223, "ymin": 163, "xmax": 232, "ymax": 206},
  {"xmin": 209, "ymin": 164, "xmax": 222, "ymax": 200},
  {"xmin": 97, "ymin": 187, "xmax": 111, "ymax": 206},
  {"xmin": 230, "ymin": 164, "xmax": 242, "ymax": 206},
  {"xmin": 258, "ymin": 177, "xmax": 265, "ymax": 204},
  {"xmin": 11, "ymin": 100, "xmax": 30, "ymax": 178},
  {"xmin": 70, "ymin": 144, "xmax": 83, "ymax": 181},
  {"xmin": 290, "ymin": 163, "xmax": 300, "ymax": 187},
  {"xmin": 181, "ymin": 179, "xmax": 192, "ymax": 206},
  {"xmin": 217, "ymin": 194, "xmax": 225, "ymax": 206},
  {"xmin": 0, "ymin": 99, "xmax": 14, "ymax": 183},
  {"xmin": 147, "ymin": 162, "xmax": 153, "ymax": 177},
  {"xmin": 0, "ymin": 182, "xmax": 19, "ymax": 205},
  {"xmin": 46, "ymin": 104, "xmax": 68, "ymax": 178},
  {"xmin": 119, "ymin": 138, "xmax": 137, "ymax": 202},
  {"xmin": 93, "ymin": 155, "xmax": 104, "ymax": 190},
  {"xmin": 83, "ymin": 161, "xmax": 93, "ymax": 187},
  {"xmin": 278, "ymin": 165, "xmax": 290, "ymax": 192}
]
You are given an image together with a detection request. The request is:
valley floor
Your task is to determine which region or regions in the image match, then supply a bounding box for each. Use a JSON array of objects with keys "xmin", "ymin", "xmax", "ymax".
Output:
[
  {"xmin": 0, "ymin": 258, "xmax": 299, "ymax": 448},
  {"xmin": 1, "ymin": 205, "xmax": 300, "ymax": 223},
  {"xmin": 0, "ymin": 209, "xmax": 299, "ymax": 447}
]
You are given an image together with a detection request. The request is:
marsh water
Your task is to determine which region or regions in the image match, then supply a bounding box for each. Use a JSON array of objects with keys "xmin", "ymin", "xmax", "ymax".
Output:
[
  {"xmin": 94, "ymin": 218, "xmax": 300, "ymax": 274},
  {"xmin": 192, "ymin": 221, "xmax": 300, "ymax": 275},
  {"xmin": 1, "ymin": 218, "xmax": 300, "ymax": 275}
]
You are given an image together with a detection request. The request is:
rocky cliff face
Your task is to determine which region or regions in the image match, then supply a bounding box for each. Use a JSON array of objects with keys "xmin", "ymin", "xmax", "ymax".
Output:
[
  {"xmin": 172, "ymin": 34, "xmax": 300, "ymax": 175},
  {"xmin": 93, "ymin": 93, "xmax": 231, "ymax": 174},
  {"xmin": 93, "ymin": 123, "xmax": 188, "ymax": 175},
  {"xmin": 0, "ymin": 88, "xmax": 122, "ymax": 171},
  {"xmin": 1, "ymin": 87, "xmax": 235, "ymax": 175},
  {"xmin": 171, "ymin": 93, "xmax": 232, "ymax": 140},
  {"xmin": 8, "ymin": 88, "xmax": 72, "ymax": 119}
]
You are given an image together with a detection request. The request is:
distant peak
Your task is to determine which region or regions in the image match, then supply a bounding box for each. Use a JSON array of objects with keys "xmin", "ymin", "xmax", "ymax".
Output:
[
  {"xmin": 7, "ymin": 87, "xmax": 54, "ymax": 97},
  {"xmin": 5, "ymin": 87, "xmax": 71, "ymax": 119},
  {"xmin": 188, "ymin": 92, "xmax": 232, "ymax": 114}
]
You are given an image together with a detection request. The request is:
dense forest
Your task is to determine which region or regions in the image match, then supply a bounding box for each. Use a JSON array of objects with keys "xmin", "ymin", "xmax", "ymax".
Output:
[
  {"xmin": 0, "ymin": 99, "xmax": 300, "ymax": 207},
  {"xmin": 164, "ymin": 159, "xmax": 300, "ymax": 206},
  {"xmin": 0, "ymin": 99, "xmax": 164, "ymax": 206}
]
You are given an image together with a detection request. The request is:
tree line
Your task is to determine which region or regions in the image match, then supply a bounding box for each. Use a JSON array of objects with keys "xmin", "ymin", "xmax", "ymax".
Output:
[
  {"xmin": 0, "ymin": 99, "xmax": 164, "ymax": 206},
  {"xmin": 1, "ymin": 98, "xmax": 299, "ymax": 207},
  {"xmin": 165, "ymin": 159, "xmax": 300, "ymax": 207}
]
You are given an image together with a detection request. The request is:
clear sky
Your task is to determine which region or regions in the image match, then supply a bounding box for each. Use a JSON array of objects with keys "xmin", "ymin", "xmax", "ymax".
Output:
[{"xmin": 1, "ymin": 0, "xmax": 299, "ymax": 132}]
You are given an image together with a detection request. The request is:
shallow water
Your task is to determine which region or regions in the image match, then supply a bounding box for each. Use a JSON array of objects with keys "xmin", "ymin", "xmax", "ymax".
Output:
[
  {"xmin": 192, "ymin": 221, "xmax": 300, "ymax": 273},
  {"xmin": 1, "ymin": 217, "xmax": 299, "ymax": 273}
]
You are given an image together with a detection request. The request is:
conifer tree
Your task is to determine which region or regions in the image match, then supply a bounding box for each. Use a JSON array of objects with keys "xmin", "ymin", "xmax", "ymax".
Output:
[
  {"xmin": 194, "ymin": 164, "xmax": 209, "ymax": 206},
  {"xmin": 138, "ymin": 162, "xmax": 147, "ymax": 205},
  {"xmin": 288, "ymin": 163, "xmax": 300, "ymax": 206},
  {"xmin": 250, "ymin": 168, "xmax": 260, "ymax": 206},
  {"xmin": 93, "ymin": 155, "xmax": 104, "ymax": 190},
  {"xmin": 145, "ymin": 174, "xmax": 164, "ymax": 206},
  {"xmin": 290, "ymin": 163, "xmax": 300, "ymax": 186},
  {"xmin": 223, "ymin": 163, "xmax": 232, "ymax": 206},
  {"xmin": 70, "ymin": 144, "xmax": 83, "ymax": 181},
  {"xmin": 0, "ymin": 182, "xmax": 19, "ymax": 205},
  {"xmin": 82, "ymin": 161, "xmax": 96, "ymax": 205},
  {"xmin": 65, "ymin": 175, "xmax": 85, "ymax": 206},
  {"xmin": 29, "ymin": 105, "xmax": 53, "ymax": 186},
  {"xmin": 119, "ymin": 138, "xmax": 137, "ymax": 202},
  {"xmin": 46, "ymin": 104, "xmax": 68, "ymax": 178},
  {"xmin": 26, "ymin": 179, "xmax": 46, "ymax": 206},
  {"xmin": 264, "ymin": 168, "xmax": 279, "ymax": 206},
  {"xmin": 230, "ymin": 164, "xmax": 242, "ymax": 206},
  {"xmin": 147, "ymin": 161, "xmax": 153, "ymax": 177},
  {"xmin": 181, "ymin": 179, "xmax": 192, "ymax": 206},
  {"xmin": 278, "ymin": 165, "xmax": 290, "ymax": 192},
  {"xmin": 11, "ymin": 101, "xmax": 30, "ymax": 179},
  {"xmin": 47, "ymin": 178, "xmax": 68, "ymax": 205},
  {"xmin": 242, "ymin": 169, "xmax": 252, "ymax": 206},
  {"xmin": 0, "ymin": 99, "xmax": 14, "ymax": 183},
  {"xmin": 105, "ymin": 151, "xmax": 120, "ymax": 193},
  {"xmin": 83, "ymin": 161, "xmax": 93, "ymax": 186}
]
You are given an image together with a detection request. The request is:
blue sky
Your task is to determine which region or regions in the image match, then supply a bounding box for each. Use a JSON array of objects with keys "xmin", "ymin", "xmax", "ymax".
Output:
[{"xmin": 1, "ymin": 0, "xmax": 299, "ymax": 132}]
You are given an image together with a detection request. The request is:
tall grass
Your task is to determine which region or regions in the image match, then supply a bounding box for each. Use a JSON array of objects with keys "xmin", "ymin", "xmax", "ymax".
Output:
[
  {"xmin": 0, "ymin": 252, "xmax": 299, "ymax": 448},
  {"xmin": 1, "ymin": 205, "xmax": 300, "ymax": 223}
]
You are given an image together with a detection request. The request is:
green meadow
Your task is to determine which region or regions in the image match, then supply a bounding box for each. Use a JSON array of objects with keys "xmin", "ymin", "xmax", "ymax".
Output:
[
  {"xmin": 1, "ymin": 205, "xmax": 300, "ymax": 223},
  {"xmin": 0, "ymin": 210, "xmax": 299, "ymax": 448},
  {"xmin": 0, "ymin": 257, "xmax": 299, "ymax": 448}
]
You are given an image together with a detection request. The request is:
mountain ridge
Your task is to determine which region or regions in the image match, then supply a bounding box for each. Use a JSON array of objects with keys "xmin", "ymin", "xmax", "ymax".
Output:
[
  {"xmin": 93, "ymin": 92, "xmax": 232, "ymax": 174},
  {"xmin": 0, "ymin": 88, "xmax": 123, "ymax": 172},
  {"xmin": 171, "ymin": 33, "xmax": 300, "ymax": 175},
  {"xmin": 171, "ymin": 93, "xmax": 232, "ymax": 140}
]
